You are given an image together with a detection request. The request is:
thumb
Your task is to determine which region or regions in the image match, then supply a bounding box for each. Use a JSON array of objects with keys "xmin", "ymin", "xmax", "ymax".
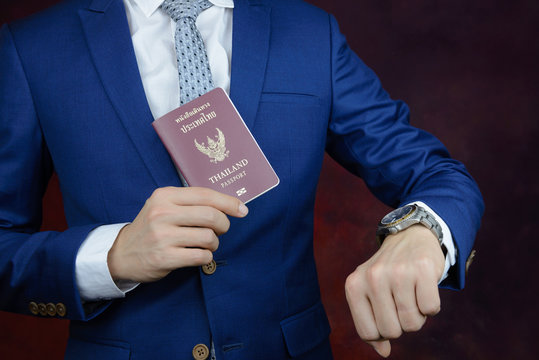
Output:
[{"xmin": 368, "ymin": 339, "xmax": 391, "ymax": 358}]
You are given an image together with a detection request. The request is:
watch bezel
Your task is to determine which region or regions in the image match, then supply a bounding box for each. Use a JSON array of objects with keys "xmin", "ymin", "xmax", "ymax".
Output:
[{"xmin": 379, "ymin": 204, "xmax": 417, "ymax": 227}]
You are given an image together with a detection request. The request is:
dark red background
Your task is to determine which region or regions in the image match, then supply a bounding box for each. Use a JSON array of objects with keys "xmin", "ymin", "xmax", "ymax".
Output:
[{"xmin": 1, "ymin": 0, "xmax": 537, "ymax": 358}]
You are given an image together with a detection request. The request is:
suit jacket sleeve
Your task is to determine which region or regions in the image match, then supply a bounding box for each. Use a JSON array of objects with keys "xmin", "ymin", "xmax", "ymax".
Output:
[
  {"xmin": 325, "ymin": 15, "xmax": 484, "ymax": 289},
  {"xmin": 0, "ymin": 24, "xmax": 110, "ymax": 320}
]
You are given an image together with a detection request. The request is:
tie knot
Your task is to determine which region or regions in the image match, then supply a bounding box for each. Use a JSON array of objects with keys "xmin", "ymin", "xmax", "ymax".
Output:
[{"xmin": 161, "ymin": 0, "xmax": 213, "ymax": 22}]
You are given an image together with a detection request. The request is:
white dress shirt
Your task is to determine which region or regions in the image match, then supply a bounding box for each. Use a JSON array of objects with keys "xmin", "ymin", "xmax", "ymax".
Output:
[{"xmin": 75, "ymin": 0, "xmax": 455, "ymax": 301}]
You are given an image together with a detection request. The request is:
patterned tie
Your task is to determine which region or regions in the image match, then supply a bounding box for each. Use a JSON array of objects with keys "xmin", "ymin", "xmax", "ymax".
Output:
[
  {"xmin": 162, "ymin": 0, "xmax": 215, "ymax": 105},
  {"xmin": 162, "ymin": 2, "xmax": 217, "ymax": 357}
]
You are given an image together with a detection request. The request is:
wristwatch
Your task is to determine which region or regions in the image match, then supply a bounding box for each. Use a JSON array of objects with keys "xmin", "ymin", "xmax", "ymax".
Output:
[{"xmin": 376, "ymin": 204, "xmax": 444, "ymax": 248}]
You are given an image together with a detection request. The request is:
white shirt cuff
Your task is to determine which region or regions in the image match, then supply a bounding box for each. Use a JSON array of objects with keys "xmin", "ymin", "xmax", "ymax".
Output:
[
  {"xmin": 75, "ymin": 223, "xmax": 139, "ymax": 301},
  {"xmin": 409, "ymin": 201, "xmax": 457, "ymax": 284}
]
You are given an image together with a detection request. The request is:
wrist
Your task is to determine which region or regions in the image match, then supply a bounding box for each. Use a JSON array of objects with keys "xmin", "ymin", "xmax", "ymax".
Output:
[{"xmin": 107, "ymin": 224, "xmax": 130, "ymax": 282}]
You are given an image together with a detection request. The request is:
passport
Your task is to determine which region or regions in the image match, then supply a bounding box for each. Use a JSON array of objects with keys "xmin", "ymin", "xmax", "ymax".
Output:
[{"xmin": 152, "ymin": 88, "xmax": 279, "ymax": 203}]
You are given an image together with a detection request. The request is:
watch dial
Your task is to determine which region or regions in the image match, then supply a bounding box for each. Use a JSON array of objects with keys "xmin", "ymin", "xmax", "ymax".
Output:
[{"xmin": 381, "ymin": 205, "xmax": 415, "ymax": 225}]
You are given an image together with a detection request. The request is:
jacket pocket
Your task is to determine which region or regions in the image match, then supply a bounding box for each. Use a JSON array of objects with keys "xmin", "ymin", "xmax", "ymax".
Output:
[
  {"xmin": 280, "ymin": 301, "xmax": 331, "ymax": 358},
  {"xmin": 64, "ymin": 337, "xmax": 131, "ymax": 360},
  {"xmin": 260, "ymin": 92, "xmax": 321, "ymax": 106}
]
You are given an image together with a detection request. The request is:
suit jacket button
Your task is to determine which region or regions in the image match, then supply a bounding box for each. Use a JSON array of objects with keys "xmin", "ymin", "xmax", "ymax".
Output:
[
  {"xmin": 192, "ymin": 343, "xmax": 209, "ymax": 360},
  {"xmin": 38, "ymin": 303, "xmax": 47, "ymax": 316},
  {"xmin": 29, "ymin": 302, "xmax": 39, "ymax": 315},
  {"xmin": 46, "ymin": 303, "xmax": 57, "ymax": 316},
  {"xmin": 56, "ymin": 303, "xmax": 66, "ymax": 317},
  {"xmin": 201, "ymin": 260, "xmax": 217, "ymax": 275}
]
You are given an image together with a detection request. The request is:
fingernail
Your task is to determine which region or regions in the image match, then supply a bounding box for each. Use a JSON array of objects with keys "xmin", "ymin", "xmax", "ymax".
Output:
[{"xmin": 238, "ymin": 203, "xmax": 249, "ymax": 216}]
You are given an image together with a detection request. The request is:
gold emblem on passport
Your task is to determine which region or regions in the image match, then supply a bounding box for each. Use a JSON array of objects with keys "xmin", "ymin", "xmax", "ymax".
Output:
[{"xmin": 194, "ymin": 128, "xmax": 230, "ymax": 163}]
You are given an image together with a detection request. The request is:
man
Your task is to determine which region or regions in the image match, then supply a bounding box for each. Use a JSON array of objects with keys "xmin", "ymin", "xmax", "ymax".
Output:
[{"xmin": 0, "ymin": 0, "xmax": 483, "ymax": 359}]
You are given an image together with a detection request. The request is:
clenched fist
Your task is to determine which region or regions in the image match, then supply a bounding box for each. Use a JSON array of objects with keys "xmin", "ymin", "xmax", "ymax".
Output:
[
  {"xmin": 107, "ymin": 187, "xmax": 248, "ymax": 283},
  {"xmin": 345, "ymin": 224, "xmax": 445, "ymax": 357}
]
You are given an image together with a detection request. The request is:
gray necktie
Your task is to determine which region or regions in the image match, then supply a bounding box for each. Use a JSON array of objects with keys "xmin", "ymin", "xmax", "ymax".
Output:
[
  {"xmin": 162, "ymin": 4, "xmax": 217, "ymax": 358},
  {"xmin": 162, "ymin": 0, "xmax": 215, "ymax": 105}
]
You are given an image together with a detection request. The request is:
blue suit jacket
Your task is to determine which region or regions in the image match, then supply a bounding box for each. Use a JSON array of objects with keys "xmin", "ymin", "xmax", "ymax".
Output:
[{"xmin": 0, "ymin": 0, "xmax": 483, "ymax": 358}]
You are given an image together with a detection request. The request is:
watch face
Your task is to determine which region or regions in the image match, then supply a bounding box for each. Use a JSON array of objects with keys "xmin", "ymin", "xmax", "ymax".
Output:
[{"xmin": 381, "ymin": 205, "xmax": 415, "ymax": 226}]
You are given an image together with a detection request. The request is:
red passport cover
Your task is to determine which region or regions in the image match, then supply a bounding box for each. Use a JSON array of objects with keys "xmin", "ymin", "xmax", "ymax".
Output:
[{"xmin": 152, "ymin": 88, "xmax": 279, "ymax": 203}]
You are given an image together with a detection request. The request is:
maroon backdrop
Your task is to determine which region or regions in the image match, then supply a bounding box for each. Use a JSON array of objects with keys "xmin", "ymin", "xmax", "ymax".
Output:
[{"xmin": 1, "ymin": 0, "xmax": 537, "ymax": 358}]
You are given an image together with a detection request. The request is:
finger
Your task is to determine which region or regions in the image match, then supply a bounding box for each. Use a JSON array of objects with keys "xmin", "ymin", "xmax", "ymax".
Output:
[
  {"xmin": 172, "ymin": 227, "xmax": 219, "ymax": 252},
  {"xmin": 416, "ymin": 274, "xmax": 441, "ymax": 316},
  {"xmin": 393, "ymin": 277, "xmax": 427, "ymax": 332},
  {"xmin": 162, "ymin": 247, "xmax": 214, "ymax": 269},
  {"xmin": 154, "ymin": 187, "xmax": 248, "ymax": 218},
  {"xmin": 367, "ymin": 339, "xmax": 391, "ymax": 358},
  {"xmin": 368, "ymin": 281, "xmax": 402, "ymax": 339},
  {"xmin": 346, "ymin": 292, "xmax": 381, "ymax": 342},
  {"xmin": 170, "ymin": 205, "xmax": 231, "ymax": 235}
]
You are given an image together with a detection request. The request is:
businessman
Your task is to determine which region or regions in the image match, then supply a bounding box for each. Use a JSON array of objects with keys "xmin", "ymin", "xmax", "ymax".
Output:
[{"xmin": 0, "ymin": 0, "xmax": 483, "ymax": 359}]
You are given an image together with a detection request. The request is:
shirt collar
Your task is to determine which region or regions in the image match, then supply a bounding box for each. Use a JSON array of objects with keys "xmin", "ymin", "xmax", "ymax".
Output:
[{"xmin": 129, "ymin": 0, "xmax": 234, "ymax": 18}]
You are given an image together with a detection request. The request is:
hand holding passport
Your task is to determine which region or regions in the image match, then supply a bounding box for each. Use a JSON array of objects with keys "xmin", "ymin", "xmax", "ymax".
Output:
[
  {"xmin": 107, "ymin": 89, "xmax": 277, "ymax": 283},
  {"xmin": 107, "ymin": 186, "xmax": 248, "ymax": 283}
]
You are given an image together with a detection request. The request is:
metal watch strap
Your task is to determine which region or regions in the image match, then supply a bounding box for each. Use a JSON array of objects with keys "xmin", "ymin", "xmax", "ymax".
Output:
[
  {"xmin": 376, "ymin": 205, "xmax": 444, "ymax": 249},
  {"xmin": 416, "ymin": 207, "xmax": 443, "ymax": 243}
]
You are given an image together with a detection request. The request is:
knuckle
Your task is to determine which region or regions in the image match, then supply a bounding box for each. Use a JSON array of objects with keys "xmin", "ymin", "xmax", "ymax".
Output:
[
  {"xmin": 191, "ymin": 250, "xmax": 213, "ymax": 265},
  {"xmin": 423, "ymin": 303, "xmax": 441, "ymax": 315},
  {"xmin": 401, "ymin": 315, "xmax": 425, "ymax": 332},
  {"xmin": 419, "ymin": 296, "xmax": 441, "ymax": 315},
  {"xmin": 144, "ymin": 194, "xmax": 159, "ymax": 210},
  {"xmin": 390, "ymin": 263, "xmax": 413, "ymax": 288},
  {"xmin": 201, "ymin": 227, "xmax": 215, "ymax": 242},
  {"xmin": 152, "ymin": 186, "xmax": 176, "ymax": 201},
  {"xmin": 379, "ymin": 327, "xmax": 402, "ymax": 340},
  {"xmin": 198, "ymin": 207, "xmax": 217, "ymax": 224},
  {"xmin": 200, "ymin": 228, "xmax": 219, "ymax": 250},
  {"xmin": 146, "ymin": 207, "xmax": 162, "ymax": 221},
  {"xmin": 402, "ymin": 318, "xmax": 424, "ymax": 332},
  {"xmin": 220, "ymin": 216, "xmax": 231, "ymax": 233},
  {"xmin": 416, "ymin": 256, "xmax": 436, "ymax": 273},
  {"xmin": 147, "ymin": 205, "xmax": 171, "ymax": 222},
  {"xmin": 366, "ymin": 264, "xmax": 384, "ymax": 286},
  {"xmin": 151, "ymin": 187, "xmax": 166, "ymax": 199},
  {"xmin": 360, "ymin": 330, "xmax": 380, "ymax": 342},
  {"xmin": 150, "ymin": 188, "xmax": 161, "ymax": 199},
  {"xmin": 392, "ymin": 263, "xmax": 408, "ymax": 279},
  {"xmin": 345, "ymin": 272, "xmax": 361, "ymax": 295}
]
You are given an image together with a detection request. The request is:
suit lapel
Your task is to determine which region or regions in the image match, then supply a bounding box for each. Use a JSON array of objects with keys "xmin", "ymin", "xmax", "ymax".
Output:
[
  {"xmin": 230, "ymin": 0, "xmax": 271, "ymax": 130},
  {"xmin": 77, "ymin": 0, "xmax": 270, "ymax": 187},
  {"xmin": 79, "ymin": 0, "xmax": 180, "ymax": 187}
]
